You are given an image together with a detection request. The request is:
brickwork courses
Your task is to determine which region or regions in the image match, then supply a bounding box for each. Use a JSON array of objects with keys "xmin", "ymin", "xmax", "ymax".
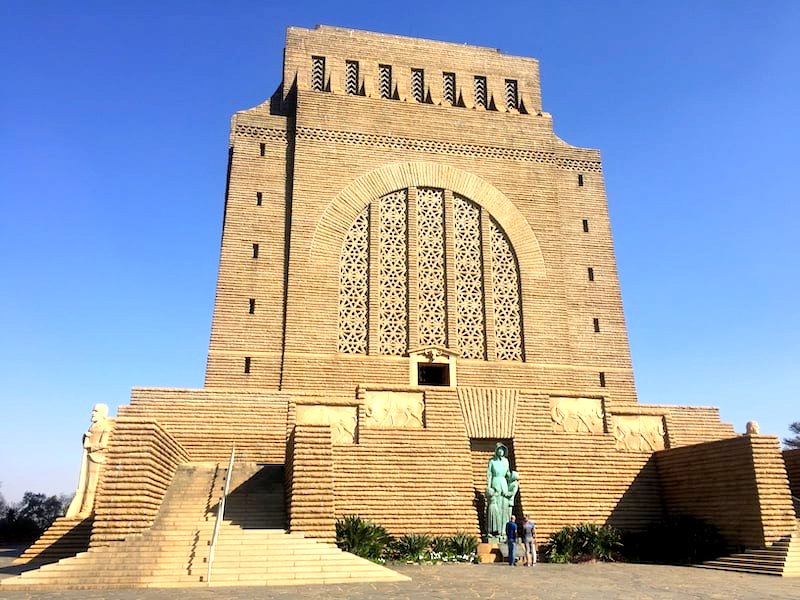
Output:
[{"xmin": 7, "ymin": 25, "xmax": 798, "ymax": 589}]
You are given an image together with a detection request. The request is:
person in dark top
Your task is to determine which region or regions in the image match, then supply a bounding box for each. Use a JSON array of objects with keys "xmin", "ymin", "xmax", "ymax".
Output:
[{"xmin": 505, "ymin": 514, "xmax": 518, "ymax": 566}]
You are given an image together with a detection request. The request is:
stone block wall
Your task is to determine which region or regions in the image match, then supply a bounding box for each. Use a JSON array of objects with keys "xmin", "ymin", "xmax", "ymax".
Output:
[
  {"xmin": 286, "ymin": 425, "xmax": 335, "ymax": 542},
  {"xmin": 121, "ymin": 388, "xmax": 290, "ymax": 463},
  {"xmin": 91, "ymin": 417, "xmax": 189, "ymax": 546},
  {"xmin": 656, "ymin": 435, "xmax": 796, "ymax": 549}
]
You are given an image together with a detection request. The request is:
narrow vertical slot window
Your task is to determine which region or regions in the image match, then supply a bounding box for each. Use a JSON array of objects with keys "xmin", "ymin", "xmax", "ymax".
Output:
[
  {"xmin": 411, "ymin": 68, "xmax": 424, "ymax": 102},
  {"xmin": 345, "ymin": 60, "xmax": 359, "ymax": 95},
  {"xmin": 578, "ymin": 173, "xmax": 584, "ymax": 186},
  {"xmin": 259, "ymin": 143, "xmax": 266, "ymax": 157},
  {"xmin": 311, "ymin": 56, "xmax": 325, "ymax": 91},
  {"xmin": 252, "ymin": 243, "xmax": 259, "ymax": 259},
  {"xmin": 593, "ymin": 318, "xmax": 600, "ymax": 333},
  {"xmin": 379, "ymin": 64, "xmax": 392, "ymax": 99},
  {"xmin": 244, "ymin": 357, "xmax": 251, "ymax": 374},
  {"xmin": 587, "ymin": 267, "xmax": 595, "ymax": 282},
  {"xmin": 442, "ymin": 72, "xmax": 456, "ymax": 105},
  {"xmin": 504, "ymin": 79, "xmax": 518, "ymax": 110},
  {"xmin": 474, "ymin": 75, "xmax": 487, "ymax": 108},
  {"xmin": 599, "ymin": 372, "xmax": 606, "ymax": 387},
  {"xmin": 249, "ymin": 298, "xmax": 256, "ymax": 314},
  {"xmin": 582, "ymin": 219, "xmax": 589, "ymax": 233},
  {"xmin": 256, "ymin": 192, "xmax": 263, "ymax": 206}
]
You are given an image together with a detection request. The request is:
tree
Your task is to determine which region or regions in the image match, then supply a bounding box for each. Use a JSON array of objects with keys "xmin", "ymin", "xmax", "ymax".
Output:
[
  {"xmin": 0, "ymin": 491, "xmax": 70, "ymax": 543},
  {"xmin": 785, "ymin": 422, "xmax": 800, "ymax": 450}
]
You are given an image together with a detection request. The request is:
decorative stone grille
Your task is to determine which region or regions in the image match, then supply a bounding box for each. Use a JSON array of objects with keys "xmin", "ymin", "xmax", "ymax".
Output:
[
  {"xmin": 442, "ymin": 72, "xmax": 456, "ymax": 105},
  {"xmin": 411, "ymin": 69, "xmax": 424, "ymax": 103},
  {"xmin": 453, "ymin": 194, "xmax": 486, "ymax": 359},
  {"xmin": 505, "ymin": 79, "xmax": 519, "ymax": 111},
  {"xmin": 490, "ymin": 219, "xmax": 523, "ymax": 360},
  {"xmin": 416, "ymin": 187, "xmax": 447, "ymax": 347},
  {"xmin": 337, "ymin": 188, "xmax": 522, "ymax": 362},
  {"xmin": 474, "ymin": 76, "xmax": 487, "ymax": 108},
  {"xmin": 311, "ymin": 56, "xmax": 325, "ymax": 92},
  {"xmin": 378, "ymin": 190, "xmax": 408, "ymax": 355},
  {"xmin": 345, "ymin": 60, "xmax": 359, "ymax": 95},
  {"xmin": 337, "ymin": 208, "xmax": 369, "ymax": 353},
  {"xmin": 379, "ymin": 64, "xmax": 392, "ymax": 99}
]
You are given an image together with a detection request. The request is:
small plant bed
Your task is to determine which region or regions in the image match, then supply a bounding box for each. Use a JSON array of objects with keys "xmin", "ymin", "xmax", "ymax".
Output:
[
  {"xmin": 543, "ymin": 523, "xmax": 623, "ymax": 563},
  {"xmin": 335, "ymin": 516, "xmax": 478, "ymax": 564}
]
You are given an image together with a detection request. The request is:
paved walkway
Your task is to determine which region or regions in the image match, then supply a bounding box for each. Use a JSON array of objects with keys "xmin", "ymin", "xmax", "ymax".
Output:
[{"xmin": 2, "ymin": 551, "xmax": 799, "ymax": 599}]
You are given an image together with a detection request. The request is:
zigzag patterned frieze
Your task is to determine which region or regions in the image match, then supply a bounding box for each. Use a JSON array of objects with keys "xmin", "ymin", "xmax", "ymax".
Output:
[
  {"xmin": 234, "ymin": 125, "xmax": 601, "ymax": 172},
  {"xmin": 233, "ymin": 124, "xmax": 289, "ymax": 142}
]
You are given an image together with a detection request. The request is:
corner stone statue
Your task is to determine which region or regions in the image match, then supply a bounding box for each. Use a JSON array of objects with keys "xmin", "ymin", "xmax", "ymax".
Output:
[
  {"xmin": 66, "ymin": 404, "xmax": 114, "ymax": 518},
  {"xmin": 485, "ymin": 442, "xmax": 511, "ymax": 538}
]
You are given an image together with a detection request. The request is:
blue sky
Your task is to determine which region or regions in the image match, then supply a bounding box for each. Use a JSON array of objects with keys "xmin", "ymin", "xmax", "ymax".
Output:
[{"xmin": 1, "ymin": 1, "xmax": 798, "ymax": 504}]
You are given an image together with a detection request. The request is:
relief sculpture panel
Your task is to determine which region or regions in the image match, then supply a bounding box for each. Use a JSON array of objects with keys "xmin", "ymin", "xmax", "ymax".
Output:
[
  {"xmin": 550, "ymin": 397, "xmax": 604, "ymax": 434},
  {"xmin": 613, "ymin": 415, "xmax": 666, "ymax": 452},
  {"xmin": 363, "ymin": 391, "xmax": 424, "ymax": 428},
  {"xmin": 296, "ymin": 405, "xmax": 358, "ymax": 444}
]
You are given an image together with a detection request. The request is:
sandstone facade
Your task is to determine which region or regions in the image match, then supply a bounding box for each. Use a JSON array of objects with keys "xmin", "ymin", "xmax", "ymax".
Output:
[{"xmin": 20, "ymin": 26, "xmax": 798, "ymax": 572}]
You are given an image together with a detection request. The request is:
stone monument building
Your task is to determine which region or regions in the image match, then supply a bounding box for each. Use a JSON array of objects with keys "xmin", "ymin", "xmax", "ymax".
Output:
[{"xmin": 5, "ymin": 26, "xmax": 798, "ymax": 588}]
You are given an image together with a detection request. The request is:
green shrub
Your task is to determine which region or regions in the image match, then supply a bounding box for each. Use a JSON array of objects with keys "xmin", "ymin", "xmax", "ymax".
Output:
[
  {"xmin": 450, "ymin": 530, "xmax": 479, "ymax": 556},
  {"xmin": 335, "ymin": 515, "xmax": 392, "ymax": 561},
  {"xmin": 624, "ymin": 516, "xmax": 727, "ymax": 565},
  {"xmin": 430, "ymin": 535, "xmax": 451, "ymax": 554},
  {"xmin": 544, "ymin": 523, "xmax": 622, "ymax": 563},
  {"xmin": 391, "ymin": 533, "xmax": 431, "ymax": 561}
]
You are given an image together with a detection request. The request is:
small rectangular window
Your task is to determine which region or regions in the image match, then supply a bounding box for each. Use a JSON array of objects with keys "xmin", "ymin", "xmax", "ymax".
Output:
[
  {"xmin": 582, "ymin": 219, "xmax": 589, "ymax": 233},
  {"xmin": 252, "ymin": 243, "xmax": 259, "ymax": 259},
  {"xmin": 256, "ymin": 192, "xmax": 263, "ymax": 206},
  {"xmin": 244, "ymin": 357, "xmax": 251, "ymax": 374},
  {"xmin": 249, "ymin": 298, "xmax": 255, "ymax": 314},
  {"xmin": 411, "ymin": 68, "xmax": 425, "ymax": 103},
  {"xmin": 418, "ymin": 363, "xmax": 450, "ymax": 386},
  {"xmin": 593, "ymin": 318, "xmax": 600, "ymax": 333},
  {"xmin": 379, "ymin": 64, "xmax": 392, "ymax": 99},
  {"xmin": 259, "ymin": 143, "xmax": 266, "ymax": 157},
  {"xmin": 311, "ymin": 56, "xmax": 325, "ymax": 91},
  {"xmin": 599, "ymin": 372, "xmax": 606, "ymax": 387},
  {"xmin": 587, "ymin": 267, "xmax": 595, "ymax": 282},
  {"xmin": 474, "ymin": 75, "xmax": 487, "ymax": 108},
  {"xmin": 442, "ymin": 72, "xmax": 456, "ymax": 105},
  {"xmin": 346, "ymin": 60, "xmax": 359, "ymax": 95},
  {"xmin": 578, "ymin": 173, "xmax": 584, "ymax": 186},
  {"xmin": 505, "ymin": 79, "xmax": 518, "ymax": 110}
]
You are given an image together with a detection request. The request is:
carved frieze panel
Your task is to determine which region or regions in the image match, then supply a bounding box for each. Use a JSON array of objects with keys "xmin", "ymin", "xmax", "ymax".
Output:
[
  {"xmin": 550, "ymin": 397, "xmax": 604, "ymax": 434},
  {"xmin": 296, "ymin": 405, "xmax": 358, "ymax": 444},
  {"xmin": 363, "ymin": 391, "xmax": 425, "ymax": 428},
  {"xmin": 613, "ymin": 415, "xmax": 666, "ymax": 452}
]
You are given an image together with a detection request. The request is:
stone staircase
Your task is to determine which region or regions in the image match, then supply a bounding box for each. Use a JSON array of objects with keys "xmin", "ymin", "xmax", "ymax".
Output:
[
  {"xmin": 12, "ymin": 516, "xmax": 92, "ymax": 567},
  {"xmin": 696, "ymin": 521, "xmax": 800, "ymax": 577},
  {"xmin": 1, "ymin": 461, "xmax": 408, "ymax": 589}
]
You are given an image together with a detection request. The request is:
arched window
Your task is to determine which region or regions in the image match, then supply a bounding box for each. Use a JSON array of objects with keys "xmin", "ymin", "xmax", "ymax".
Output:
[{"xmin": 337, "ymin": 187, "xmax": 524, "ymax": 361}]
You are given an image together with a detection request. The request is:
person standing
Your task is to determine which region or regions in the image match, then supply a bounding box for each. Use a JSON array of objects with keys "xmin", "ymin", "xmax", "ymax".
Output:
[
  {"xmin": 522, "ymin": 515, "xmax": 537, "ymax": 566},
  {"xmin": 505, "ymin": 514, "xmax": 518, "ymax": 566}
]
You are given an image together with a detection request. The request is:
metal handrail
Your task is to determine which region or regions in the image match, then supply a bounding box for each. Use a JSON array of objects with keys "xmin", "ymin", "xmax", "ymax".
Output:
[{"xmin": 206, "ymin": 444, "xmax": 235, "ymax": 584}]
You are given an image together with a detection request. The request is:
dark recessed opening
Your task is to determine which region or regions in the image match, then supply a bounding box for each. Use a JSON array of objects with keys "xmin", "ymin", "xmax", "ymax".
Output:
[
  {"xmin": 259, "ymin": 143, "xmax": 266, "ymax": 157},
  {"xmin": 599, "ymin": 371, "xmax": 606, "ymax": 387},
  {"xmin": 578, "ymin": 173, "xmax": 584, "ymax": 186},
  {"xmin": 256, "ymin": 192, "xmax": 263, "ymax": 206},
  {"xmin": 582, "ymin": 219, "xmax": 589, "ymax": 233},
  {"xmin": 418, "ymin": 363, "xmax": 450, "ymax": 386},
  {"xmin": 588, "ymin": 267, "xmax": 595, "ymax": 281},
  {"xmin": 252, "ymin": 243, "xmax": 259, "ymax": 259},
  {"xmin": 593, "ymin": 318, "xmax": 600, "ymax": 333},
  {"xmin": 249, "ymin": 298, "xmax": 255, "ymax": 314},
  {"xmin": 244, "ymin": 357, "xmax": 251, "ymax": 374}
]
